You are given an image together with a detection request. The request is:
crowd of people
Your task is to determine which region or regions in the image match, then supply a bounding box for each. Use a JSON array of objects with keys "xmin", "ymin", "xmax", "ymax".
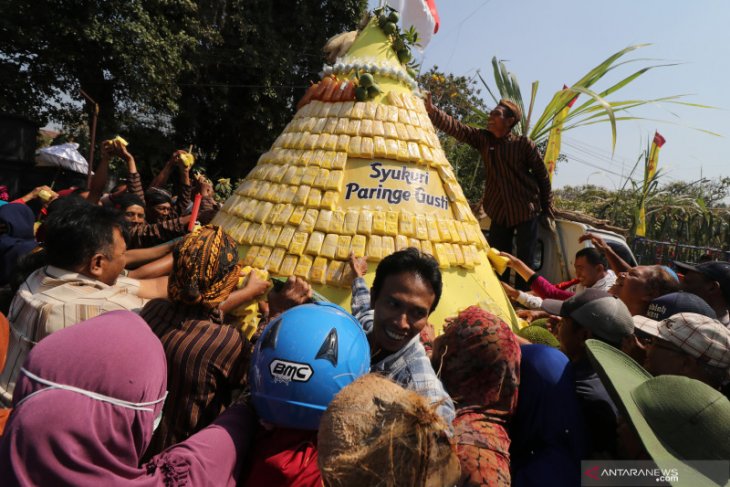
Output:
[{"xmin": 0, "ymin": 132, "xmax": 729, "ymax": 486}]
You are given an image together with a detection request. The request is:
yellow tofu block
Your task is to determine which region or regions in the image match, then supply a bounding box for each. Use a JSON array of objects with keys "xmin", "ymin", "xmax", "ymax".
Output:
[
  {"xmin": 268, "ymin": 184, "xmax": 287, "ymax": 204},
  {"xmin": 253, "ymin": 201, "xmax": 274, "ymax": 223},
  {"xmin": 343, "ymin": 210, "xmax": 358, "ymax": 235},
  {"xmin": 407, "ymin": 142, "xmax": 422, "ymax": 162},
  {"xmin": 321, "ymin": 151, "xmax": 335, "ymax": 170},
  {"xmin": 289, "ymin": 133, "xmax": 304, "ymax": 150},
  {"xmin": 348, "ymin": 136, "xmax": 363, "ymax": 158},
  {"xmin": 298, "ymin": 208, "xmax": 319, "ymax": 233},
  {"xmin": 321, "ymin": 191, "xmax": 337, "ymax": 210},
  {"xmin": 383, "ymin": 122, "xmax": 398, "ymax": 139},
  {"xmin": 350, "ymin": 102, "xmax": 366, "ymax": 119},
  {"xmin": 253, "ymin": 223, "xmax": 269, "ymax": 245},
  {"xmin": 363, "ymin": 101, "xmax": 378, "ymax": 120},
  {"xmin": 375, "ymin": 104, "xmax": 389, "ymax": 122},
  {"xmin": 395, "ymin": 122, "xmax": 409, "ymax": 140},
  {"xmin": 399, "ymin": 211, "xmax": 415, "ymax": 236},
  {"xmin": 264, "ymin": 225, "xmax": 282, "ymax": 248},
  {"xmin": 279, "ymin": 254, "xmax": 299, "ymax": 276},
  {"xmin": 282, "ymin": 166, "xmax": 298, "ymax": 185},
  {"xmin": 397, "ymin": 108, "xmax": 412, "ymax": 125},
  {"xmin": 232, "ymin": 221, "xmax": 250, "ymax": 243},
  {"xmin": 454, "ymin": 221, "xmax": 468, "ymax": 243},
  {"xmin": 335, "ymin": 101, "xmax": 354, "ymax": 118},
  {"xmin": 326, "ymin": 260, "xmax": 345, "ymax": 286},
  {"xmin": 418, "ymin": 112, "xmax": 432, "ymax": 130},
  {"xmin": 360, "ymin": 119, "xmax": 373, "ymax": 137},
  {"xmin": 289, "ymin": 232, "xmax": 308, "ymax": 256},
  {"xmin": 323, "ymin": 119, "xmax": 338, "ymax": 136},
  {"xmin": 329, "ymin": 210, "xmax": 345, "ymax": 233},
  {"xmin": 336, "ymin": 235, "xmax": 352, "ymax": 260},
  {"xmin": 292, "ymin": 185, "xmax": 310, "ymax": 205},
  {"xmin": 334, "ymin": 117, "xmax": 349, "ymax": 135},
  {"xmin": 464, "ymin": 223, "xmax": 480, "ymax": 244},
  {"xmin": 372, "ymin": 120, "xmax": 385, "ymax": 137},
  {"xmin": 269, "ymin": 167, "xmax": 285, "ymax": 184},
  {"xmin": 289, "ymin": 206, "xmax": 307, "ymax": 225},
  {"xmin": 305, "ymin": 231, "xmax": 325, "ymax": 255},
  {"xmin": 462, "ymin": 245, "xmax": 474, "ymax": 268},
  {"xmin": 406, "ymin": 124, "xmax": 421, "ymax": 142},
  {"xmin": 416, "ymin": 214, "xmax": 428, "ymax": 240},
  {"xmin": 331, "ymin": 152, "xmax": 347, "ymax": 170},
  {"xmin": 240, "ymin": 199, "xmax": 258, "ymax": 220},
  {"xmin": 372, "ymin": 211, "xmax": 386, "ymax": 235},
  {"xmin": 310, "ymin": 149, "xmax": 325, "ymax": 167},
  {"xmin": 310, "ymin": 257, "xmax": 328, "ymax": 285},
  {"xmin": 402, "ymin": 93, "xmax": 417, "ymax": 111},
  {"xmin": 384, "ymin": 138, "xmax": 399, "ymax": 160},
  {"xmin": 335, "ymin": 134, "xmax": 350, "ymax": 152},
  {"xmin": 276, "ymin": 225, "xmax": 296, "ymax": 248},
  {"xmin": 314, "ymin": 210, "xmax": 333, "ymax": 232},
  {"xmin": 387, "ymin": 105, "xmax": 400, "ymax": 123},
  {"xmin": 325, "ymin": 170, "xmax": 343, "ymax": 191},
  {"xmin": 437, "ymin": 219, "xmax": 452, "ymax": 242},
  {"xmin": 373, "ymin": 136, "xmax": 387, "ymax": 158},
  {"xmin": 242, "ymin": 223, "xmax": 259, "ymax": 245},
  {"xmin": 294, "ymin": 255, "xmax": 313, "ymax": 279},
  {"xmin": 396, "ymin": 140, "xmax": 410, "ymax": 162},
  {"xmin": 360, "ymin": 137, "xmax": 374, "ymax": 159},
  {"xmin": 385, "ymin": 211, "xmax": 399, "ymax": 236},
  {"xmin": 322, "ymin": 133, "xmax": 338, "ymax": 151},
  {"xmin": 421, "ymin": 240, "xmax": 434, "ymax": 257},
  {"xmin": 346, "ymin": 119, "xmax": 361, "ymax": 136},
  {"xmin": 307, "ymin": 188, "xmax": 322, "ymax": 207},
  {"xmin": 447, "ymin": 220, "xmax": 461, "ymax": 242},
  {"xmin": 313, "ymin": 117, "xmax": 327, "ymax": 133},
  {"xmin": 366, "ymin": 235, "xmax": 383, "ymax": 261},
  {"xmin": 452, "ymin": 202, "xmax": 470, "ymax": 222},
  {"xmin": 313, "ymin": 168, "xmax": 329, "ymax": 189},
  {"xmin": 408, "ymin": 238, "xmax": 421, "ymax": 251},
  {"xmin": 301, "ymin": 166, "xmax": 319, "ymax": 186},
  {"xmin": 426, "ymin": 215, "xmax": 441, "ymax": 242},
  {"xmin": 302, "ymin": 133, "xmax": 318, "ymax": 150},
  {"xmin": 434, "ymin": 243, "xmax": 451, "ymax": 268},
  {"xmin": 236, "ymin": 180, "xmax": 256, "ymax": 196},
  {"xmin": 300, "ymin": 117, "xmax": 316, "ymax": 132},
  {"xmin": 242, "ymin": 246, "xmax": 260, "ymax": 267},
  {"xmin": 267, "ymin": 247, "xmax": 287, "ymax": 274},
  {"xmin": 357, "ymin": 210, "xmax": 373, "ymax": 235},
  {"xmin": 351, "ymin": 235, "xmax": 367, "ymax": 258},
  {"xmin": 253, "ymin": 246, "xmax": 272, "ymax": 269},
  {"xmin": 274, "ymin": 205, "xmax": 294, "ymax": 225},
  {"xmin": 254, "ymin": 181, "xmax": 271, "ymax": 200},
  {"xmin": 452, "ymin": 243, "xmax": 465, "ymax": 266},
  {"xmin": 382, "ymin": 236, "xmax": 395, "ymax": 256},
  {"xmin": 320, "ymin": 234, "xmax": 338, "ymax": 259},
  {"xmin": 387, "ymin": 91, "xmax": 404, "ymax": 108},
  {"xmin": 395, "ymin": 234, "xmax": 409, "ymax": 251},
  {"xmin": 437, "ymin": 165, "xmax": 457, "ymax": 183}
]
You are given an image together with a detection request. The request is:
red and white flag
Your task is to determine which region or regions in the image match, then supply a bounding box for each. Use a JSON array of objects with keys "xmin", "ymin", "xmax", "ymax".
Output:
[{"xmin": 384, "ymin": 0, "xmax": 440, "ymax": 49}]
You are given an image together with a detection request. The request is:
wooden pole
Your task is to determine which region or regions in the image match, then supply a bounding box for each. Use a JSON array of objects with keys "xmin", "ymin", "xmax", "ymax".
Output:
[{"xmin": 80, "ymin": 89, "xmax": 99, "ymax": 189}]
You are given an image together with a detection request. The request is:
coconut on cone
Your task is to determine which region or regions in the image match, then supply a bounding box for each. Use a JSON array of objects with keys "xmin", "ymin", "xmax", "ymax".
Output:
[{"xmin": 212, "ymin": 14, "xmax": 517, "ymax": 332}]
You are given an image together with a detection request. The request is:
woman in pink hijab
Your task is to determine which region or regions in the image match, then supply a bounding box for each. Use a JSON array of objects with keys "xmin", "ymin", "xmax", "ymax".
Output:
[{"xmin": 0, "ymin": 310, "xmax": 255, "ymax": 486}]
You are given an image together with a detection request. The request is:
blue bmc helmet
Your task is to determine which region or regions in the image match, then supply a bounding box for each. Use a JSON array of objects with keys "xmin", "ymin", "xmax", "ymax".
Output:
[{"xmin": 249, "ymin": 302, "xmax": 370, "ymax": 430}]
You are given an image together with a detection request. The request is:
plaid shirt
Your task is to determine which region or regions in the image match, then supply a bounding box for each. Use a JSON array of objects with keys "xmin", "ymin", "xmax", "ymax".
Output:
[{"xmin": 351, "ymin": 277, "xmax": 455, "ymax": 426}]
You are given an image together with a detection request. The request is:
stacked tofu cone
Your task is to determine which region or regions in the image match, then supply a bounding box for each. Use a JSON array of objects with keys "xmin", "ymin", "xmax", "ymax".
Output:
[{"xmin": 212, "ymin": 17, "xmax": 518, "ymax": 332}]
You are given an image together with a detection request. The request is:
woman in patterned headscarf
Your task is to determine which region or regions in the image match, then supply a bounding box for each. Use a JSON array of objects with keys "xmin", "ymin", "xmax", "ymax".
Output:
[
  {"xmin": 433, "ymin": 306, "xmax": 521, "ymax": 487},
  {"xmin": 140, "ymin": 225, "xmax": 270, "ymax": 457}
]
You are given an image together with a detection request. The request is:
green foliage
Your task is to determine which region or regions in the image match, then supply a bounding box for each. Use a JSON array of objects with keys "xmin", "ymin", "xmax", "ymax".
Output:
[
  {"xmin": 1, "ymin": 0, "xmax": 366, "ymax": 181},
  {"xmin": 418, "ymin": 67, "xmax": 486, "ymax": 203}
]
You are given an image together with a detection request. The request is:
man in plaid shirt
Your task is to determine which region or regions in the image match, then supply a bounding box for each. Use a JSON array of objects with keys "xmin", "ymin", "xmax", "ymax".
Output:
[{"xmin": 349, "ymin": 249, "xmax": 455, "ymax": 426}]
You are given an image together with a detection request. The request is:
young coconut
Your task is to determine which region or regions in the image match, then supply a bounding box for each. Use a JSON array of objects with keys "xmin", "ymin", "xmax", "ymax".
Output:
[{"xmin": 318, "ymin": 374, "xmax": 460, "ymax": 487}]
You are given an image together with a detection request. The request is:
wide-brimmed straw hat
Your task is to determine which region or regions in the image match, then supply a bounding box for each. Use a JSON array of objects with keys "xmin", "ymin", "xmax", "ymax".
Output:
[{"xmin": 585, "ymin": 339, "xmax": 730, "ymax": 486}]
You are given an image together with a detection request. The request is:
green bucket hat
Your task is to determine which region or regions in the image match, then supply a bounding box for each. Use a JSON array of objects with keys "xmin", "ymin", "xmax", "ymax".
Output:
[{"xmin": 585, "ymin": 339, "xmax": 730, "ymax": 486}]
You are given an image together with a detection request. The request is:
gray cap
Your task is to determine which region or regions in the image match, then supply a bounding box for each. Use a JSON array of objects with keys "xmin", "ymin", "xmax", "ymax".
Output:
[{"xmin": 542, "ymin": 288, "xmax": 634, "ymax": 346}]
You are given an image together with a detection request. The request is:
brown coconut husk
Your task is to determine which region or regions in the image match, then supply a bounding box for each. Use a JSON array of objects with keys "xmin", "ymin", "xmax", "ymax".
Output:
[{"xmin": 318, "ymin": 374, "xmax": 460, "ymax": 487}]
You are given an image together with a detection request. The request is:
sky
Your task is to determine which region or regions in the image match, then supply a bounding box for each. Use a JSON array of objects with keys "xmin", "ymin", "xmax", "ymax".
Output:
[{"xmin": 370, "ymin": 0, "xmax": 730, "ymax": 191}]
